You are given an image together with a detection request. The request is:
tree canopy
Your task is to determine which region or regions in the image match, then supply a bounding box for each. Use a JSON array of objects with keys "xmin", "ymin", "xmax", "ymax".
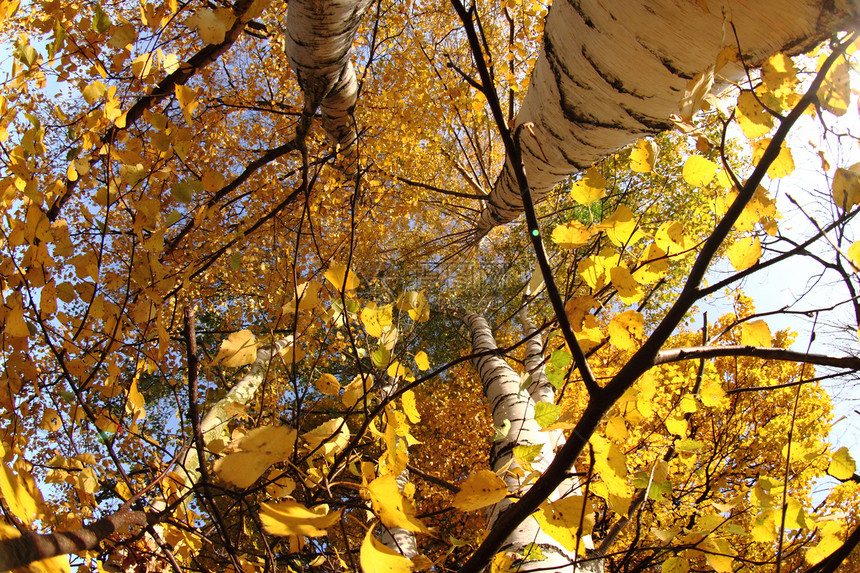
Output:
[{"xmin": 1, "ymin": 1, "xmax": 860, "ymax": 572}]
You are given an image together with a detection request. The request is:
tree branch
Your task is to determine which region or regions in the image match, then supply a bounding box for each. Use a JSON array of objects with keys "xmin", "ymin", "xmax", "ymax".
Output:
[
  {"xmin": 654, "ymin": 345, "xmax": 860, "ymax": 370},
  {"xmin": 0, "ymin": 510, "xmax": 160, "ymax": 571}
]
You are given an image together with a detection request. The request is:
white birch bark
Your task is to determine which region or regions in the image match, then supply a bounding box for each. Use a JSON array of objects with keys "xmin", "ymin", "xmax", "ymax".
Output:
[
  {"xmin": 466, "ymin": 313, "xmax": 600, "ymax": 571},
  {"xmin": 285, "ymin": 0, "xmax": 371, "ymax": 158},
  {"xmin": 166, "ymin": 336, "xmax": 294, "ymax": 496},
  {"xmin": 476, "ymin": 0, "xmax": 855, "ymax": 233},
  {"xmin": 376, "ymin": 377, "xmax": 419, "ymax": 559}
]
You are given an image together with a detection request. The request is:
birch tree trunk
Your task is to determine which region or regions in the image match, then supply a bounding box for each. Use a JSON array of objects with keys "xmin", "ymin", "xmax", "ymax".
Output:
[
  {"xmin": 476, "ymin": 0, "xmax": 855, "ymax": 233},
  {"xmin": 465, "ymin": 313, "xmax": 601, "ymax": 571},
  {"xmin": 285, "ymin": 0, "xmax": 371, "ymax": 161},
  {"xmin": 376, "ymin": 377, "xmax": 419, "ymax": 559},
  {"xmin": 104, "ymin": 338, "xmax": 294, "ymax": 571}
]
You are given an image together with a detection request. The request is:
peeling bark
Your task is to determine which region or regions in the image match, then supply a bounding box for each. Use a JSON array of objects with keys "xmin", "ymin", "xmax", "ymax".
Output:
[
  {"xmin": 285, "ymin": 0, "xmax": 371, "ymax": 160},
  {"xmin": 476, "ymin": 0, "xmax": 855, "ymax": 233}
]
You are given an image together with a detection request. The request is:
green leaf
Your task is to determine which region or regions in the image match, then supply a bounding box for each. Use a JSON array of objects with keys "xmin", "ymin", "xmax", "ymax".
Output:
[
  {"xmin": 171, "ymin": 180, "xmax": 203, "ymax": 203},
  {"xmin": 513, "ymin": 444, "xmax": 542, "ymax": 465},
  {"xmin": 371, "ymin": 346, "xmax": 390, "ymax": 369},
  {"xmin": 229, "ymin": 251, "xmax": 242, "ymax": 270},
  {"xmin": 15, "ymin": 44, "xmax": 37, "ymax": 67},
  {"xmin": 534, "ymin": 402, "xmax": 561, "ymax": 429},
  {"xmin": 92, "ymin": 4, "xmax": 112, "ymax": 33},
  {"xmin": 546, "ymin": 367, "xmax": 565, "ymax": 390},
  {"xmin": 550, "ymin": 349, "xmax": 572, "ymax": 369},
  {"xmin": 493, "ymin": 419, "xmax": 511, "ymax": 441}
]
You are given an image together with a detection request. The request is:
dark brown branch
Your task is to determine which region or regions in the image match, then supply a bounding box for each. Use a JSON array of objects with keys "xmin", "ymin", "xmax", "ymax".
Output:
[
  {"xmin": 654, "ymin": 345, "xmax": 860, "ymax": 370},
  {"xmin": 0, "ymin": 511, "xmax": 161, "ymax": 571},
  {"xmin": 393, "ymin": 174, "xmax": 486, "ymax": 200}
]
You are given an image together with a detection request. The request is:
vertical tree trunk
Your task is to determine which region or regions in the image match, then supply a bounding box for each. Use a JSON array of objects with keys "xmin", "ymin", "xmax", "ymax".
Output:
[
  {"xmin": 285, "ymin": 0, "xmax": 371, "ymax": 160},
  {"xmin": 465, "ymin": 313, "xmax": 600, "ymax": 571},
  {"xmin": 376, "ymin": 377, "xmax": 419, "ymax": 559}
]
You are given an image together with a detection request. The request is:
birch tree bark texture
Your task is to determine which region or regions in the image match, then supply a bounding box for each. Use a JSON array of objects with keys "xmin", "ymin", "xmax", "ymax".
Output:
[
  {"xmin": 476, "ymin": 0, "xmax": 856, "ymax": 233},
  {"xmin": 465, "ymin": 313, "xmax": 602, "ymax": 572},
  {"xmin": 285, "ymin": 0, "xmax": 372, "ymax": 160}
]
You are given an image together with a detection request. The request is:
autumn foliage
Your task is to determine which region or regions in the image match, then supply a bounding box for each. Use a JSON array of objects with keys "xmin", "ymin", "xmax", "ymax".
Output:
[{"xmin": 0, "ymin": 0, "xmax": 859, "ymax": 572}]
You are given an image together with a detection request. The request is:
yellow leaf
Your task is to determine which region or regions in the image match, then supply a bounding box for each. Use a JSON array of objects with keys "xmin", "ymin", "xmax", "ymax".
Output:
[
  {"xmin": 609, "ymin": 266, "xmax": 643, "ymax": 305},
  {"xmin": 315, "ymin": 373, "xmax": 340, "ymax": 396},
  {"xmin": 525, "ymin": 268, "xmax": 545, "ymax": 296},
  {"xmin": 736, "ymin": 91, "xmax": 773, "ymax": 138},
  {"xmin": 395, "ymin": 290, "xmax": 430, "ymax": 322},
  {"xmin": 726, "ymin": 236, "xmax": 761, "ymax": 271},
  {"xmin": 569, "ymin": 167, "xmax": 606, "ymax": 204},
  {"xmin": 213, "ymin": 329, "xmax": 258, "ymax": 367},
  {"xmin": 532, "ymin": 496, "xmax": 594, "ymax": 552},
  {"xmin": 705, "ymin": 537, "xmax": 736, "ymax": 573},
  {"xmin": 565, "ymin": 295, "xmax": 599, "ymax": 330},
  {"xmin": 491, "ymin": 552, "xmax": 513, "ymax": 573},
  {"xmin": 847, "ymin": 241, "xmax": 860, "ymax": 271},
  {"xmin": 682, "ymin": 155, "xmax": 718, "ymax": 187},
  {"xmin": 325, "ymin": 262, "xmax": 361, "ymax": 292},
  {"xmin": 629, "ymin": 139, "xmax": 657, "ymax": 173},
  {"xmin": 174, "ymin": 84, "xmax": 198, "ymax": 124},
  {"xmin": 131, "ymin": 53, "xmax": 153, "ymax": 80},
  {"xmin": 213, "ymin": 425, "xmax": 297, "ymax": 488},
  {"xmin": 740, "ymin": 320, "xmax": 771, "ymax": 347},
  {"xmin": 125, "ymin": 378, "xmax": 146, "ymax": 421},
  {"xmin": 303, "ymin": 418, "xmax": 350, "ymax": 459},
  {"xmin": 367, "ymin": 474, "xmax": 430, "ymax": 533},
  {"xmin": 414, "ymin": 351, "xmax": 430, "ymax": 372},
  {"xmin": 601, "ymin": 205, "xmax": 646, "ymax": 247},
  {"xmin": 551, "ymin": 220, "xmax": 592, "ymax": 249},
  {"xmin": 4, "ymin": 307, "xmax": 30, "ymax": 338},
  {"xmin": 343, "ymin": 374, "xmax": 373, "ymax": 407},
  {"xmin": 818, "ymin": 55, "xmax": 851, "ymax": 116},
  {"xmin": 634, "ymin": 243, "xmax": 669, "ymax": 283},
  {"xmin": 186, "ymin": 7, "xmax": 235, "ymax": 44},
  {"xmin": 806, "ymin": 520, "xmax": 844, "ymax": 565},
  {"xmin": 832, "ymin": 164, "xmax": 860, "ymax": 210},
  {"xmin": 783, "ymin": 496, "xmax": 810, "ymax": 530},
  {"xmin": 752, "ymin": 138, "xmax": 795, "ymax": 179},
  {"xmin": 360, "ymin": 527, "xmax": 415, "ymax": 573},
  {"xmin": 361, "ymin": 302, "xmax": 393, "ymax": 338},
  {"xmin": 0, "ymin": 462, "xmax": 43, "ymax": 525},
  {"xmin": 401, "ymin": 390, "xmax": 421, "ymax": 423},
  {"xmin": 590, "ymin": 435, "xmax": 630, "ymax": 497},
  {"xmin": 662, "ymin": 556, "xmax": 690, "ymax": 573},
  {"xmin": 665, "ymin": 414, "xmax": 688, "ymax": 437},
  {"xmin": 452, "ymin": 470, "xmax": 508, "ymax": 511},
  {"xmin": 266, "ymin": 471, "xmax": 296, "ymax": 499},
  {"xmin": 605, "ymin": 416, "xmax": 628, "ymax": 441},
  {"xmin": 608, "ymin": 310, "xmax": 644, "ymax": 350},
  {"xmin": 680, "ymin": 394, "xmax": 698, "ymax": 413},
  {"xmin": 387, "ymin": 361, "xmax": 415, "ymax": 382},
  {"xmin": 283, "ymin": 281, "xmax": 321, "ymax": 314},
  {"xmin": 39, "ymin": 408, "xmax": 61, "ymax": 431},
  {"xmin": 828, "ymin": 446, "xmax": 856, "ymax": 481},
  {"xmin": 260, "ymin": 500, "xmax": 340, "ymax": 537}
]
